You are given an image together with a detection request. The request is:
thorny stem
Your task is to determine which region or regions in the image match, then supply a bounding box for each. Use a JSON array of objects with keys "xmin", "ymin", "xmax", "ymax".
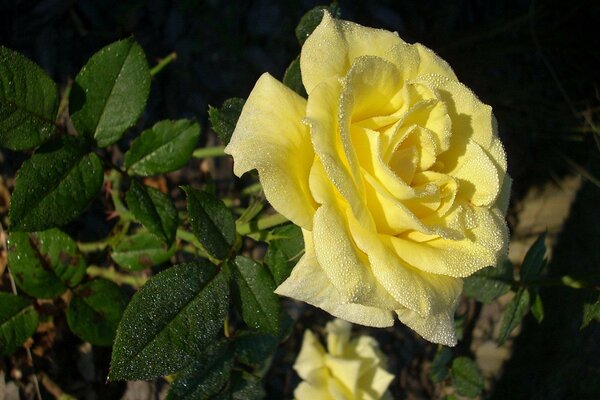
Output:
[
  {"xmin": 236, "ymin": 212, "xmax": 289, "ymax": 236},
  {"xmin": 86, "ymin": 266, "xmax": 148, "ymax": 288},
  {"xmin": 150, "ymin": 52, "xmax": 177, "ymax": 77},
  {"xmin": 192, "ymin": 145, "xmax": 226, "ymax": 159}
]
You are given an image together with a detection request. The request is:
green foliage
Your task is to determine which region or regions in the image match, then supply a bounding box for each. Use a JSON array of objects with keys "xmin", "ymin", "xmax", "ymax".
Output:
[
  {"xmin": 126, "ymin": 180, "xmax": 178, "ymax": 245},
  {"xmin": 520, "ymin": 233, "xmax": 547, "ymax": 284},
  {"xmin": 295, "ymin": 3, "xmax": 341, "ymax": 45},
  {"xmin": 66, "ymin": 279, "xmax": 128, "ymax": 346},
  {"xmin": 124, "ymin": 119, "xmax": 200, "ymax": 176},
  {"xmin": 450, "ymin": 357, "xmax": 484, "ymax": 398},
  {"xmin": 70, "ymin": 38, "xmax": 150, "ymax": 147},
  {"xmin": 531, "ymin": 292, "xmax": 544, "ymax": 323},
  {"xmin": 184, "ymin": 186, "xmax": 236, "ymax": 260},
  {"xmin": 208, "ymin": 98, "xmax": 245, "ymax": 145},
  {"xmin": 168, "ymin": 341, "xmax": 234, "ymax": 400},
  {"xmin": 0, "ymin": 46, "xmax": 58, "ymax": 150},
  {"xmin": 109, "ymin": 262, "xmax": 229, "ymax": 380},
  {"xmin": 9, "ymin": 136, "xmax": 104, "ymax": 232},
  {"xmin": 7, "ymin": 228, "xmax": 86, "ymax": 298},
  {"xmin": 498, "ymin": 288, "xmax": 530, "ymax": 345},
  {"xmin": 229, "ymin": 256, "xmax": 280, "ymax": 335},
  {"xmin": 463, "ymin": 259, "xmax": 513, "ymax": 303},
  {"xmin": 581, "ymin": 295, "xmax": 600, "ymax": 329},
  {"xmin": 430, "ymin": 346, "xmax": 453, "ymax": 383},
  {"xmin": 235, "ymin": 330, "xmax": 278, "ymax": 375},
  {"xmin": 264, "ymin": 224, "xmax": 304, "ymax": 286},
  {"xmin": 0, "ymin": 293, "xmax": 39, "ymax": 356},
  {"xmin": 230, "ymin": 372, "xmax": 266, "ymax": 400},
  {"xmin": 111, "ymin": 231, "xmax": 175, "ymax": 271},
  {"xmin": 283, "ymin": 57, "xmax": 306, "ymax": 97}
]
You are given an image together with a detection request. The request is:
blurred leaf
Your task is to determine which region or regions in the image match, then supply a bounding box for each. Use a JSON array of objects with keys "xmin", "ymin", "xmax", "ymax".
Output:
[
  {"xmin": 0, "ymin": 293, "xmax": 39, "ymax": 356},
  {"xmin": 124, "ymin": 119, "xmax": 200, "ymax": 176},
  {"xmin": 531, "ymin": 292, "xmax": 544, "ymax": 323},
  {"xmin": 126, "ymin": 180, "xmax": 178, "ymax": 245},
  {"xmin": 264, "ymin": 224, "xmax": 304, "ymax": 286},
  {"xmin": 7, "ymin": 228, "xmax": 86, "ymax": 298},
  {"xmin": 208, "ymin": 98, "xmax": 245, "ymax": 145},
  {"xmin": 167, "ymin": 341, "xmax": 233, "ymax": 400},
  {"xmin": 295, "ymin": 4, "xmax": 341, "ymax": 45},
  {"xmin": 520, "ymin": 233, "xmax": 547, "ymax": 284},
  {"xmin": 450, "ymin": 357, "xmax": 484, "ymax": 398},
  {"xmin": 230, "ymin": 371, "xmax": 266, "ymax": 400},
  {"xmin": 110, "ymin": 262, "xmax": 229, "ymax": 380},
  {"xmin": 183, "ymin": 186, "xmax": 235, "ymax": 260},
  {"xmin": 283, "ymin": 57, "xmax": 306, "ymax": 97},
  {"xmin": 111, "ymin": 231, "xmax": 175, "ymax": 271},
  {"xmin": 235, "ymin": 330, "xmax": 278, "ymax": 375},
  {"xmin": 229, "ymin": 256, "xmax": 280, "ymax": 335},
  {"xmin": 498, "ymin": 288, "xmax": 530, "ymax": 345},
  {"xmin": 430, "ymin": 346, "xmax": 453, "ymax": 383},
  {"xmin": 581, "ymin": 294, "xmax": 600, "ymax": 329},
  {"xmin": 9, "ymin": 136, "xmax": 104, "ymax": 232},
  {"xmin": 66, "ymin": 279, "xmax": 127, "ymax": 346},
  {"xmin": 70, "ymin": 38, "xmax": 150, "ymax": 147},
  {"xmin": 0, "ymin": 46, "xmax": 58, "ymax": 150},
  {"xmin": 463, "ymin": 259, "xmax": 513, "ymax": 303}
]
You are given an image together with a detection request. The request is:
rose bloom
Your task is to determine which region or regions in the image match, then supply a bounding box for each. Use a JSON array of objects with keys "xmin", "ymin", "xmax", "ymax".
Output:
[
  {"xmin": 294, "ymin": 319, "xmax": 394, "ymax": 400},
  {"xmin": 225, "ymin": 12, "xmax": 510, "ymax": 346}
]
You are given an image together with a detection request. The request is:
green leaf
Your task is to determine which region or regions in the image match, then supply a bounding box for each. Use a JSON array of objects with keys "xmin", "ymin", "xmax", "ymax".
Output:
[
  {"xmin": 66, "ymin": 279, "xmax": 128, "ymax": 346},
  {"xmin": 450, "ymin": 357, "xmax": 484, "ymax": 398},
  {"xmin": 230, "ymin": 372, "xmax": 266, "ymax": 400},
  {"xmin": 463, "ymin": 259, "xmax": 513, "ymax": 304},
  {"xmin": 126, "ymin": 180, "xmax": 178, "ymax": 245},
  {"xmin": 295, "ymin": 4, "xmax": 341, "ymax": 45},
  {"xmin": 520, "ymin": 233, "xmax": 547, "ymax": 284},
  {"xmin": 235, "ymin": 330, "xmax": 278, "ymax": 374},
  {"xmin": 124, "ymin": 119, "xmax": 200, "ymax": 176},
  {"xmin": 7, "ymin": 228, "xmax": 86, "ymax": 298},
  {"xmin": 0, "ymin": 293, "xmax": 39, "ymax": 356},
  {"xmin": 9, "ymin": 136, "xmax": 104, "ymax": 232},
  {"xmin": 183, "ymin": 186, "xmax": 236, "ymax": 260},
  {"xmin": 430, "ymin": 346, "xmax": 453, "ymax": 383},
  {"xmin": 167, "ymin": 341, "xmax": 233, "ymax": 400},
  {"xmin": 283, "ymin": 57, "xmax": 306, "ymax": 98},
  {"xmin": 208, "ymin": 98, "xmax": 245, "ymax": 146},
  {"xmin": 531, "ymin": 291, "xmax": 544, "ymax": 323},
  {"xmin": 264, "ymin": 224, "xmax": 304, "ymax": 286},
  {"xmin": 109, "ymin": 262, "xmax": 229, "ymax": 380},
  {"xmin": 0, "ymin": 46, "xmax": 57, "ymax": 151},
  {"xmin": 69, "ymin": 38, "xmax": 150, "ymax": 147},
  {"xmin": 229, "ymin": 256, "xmax": 280, "ymax": 335},
  {"xmin": 581, "ymin": 294, "xmax": 600, "ymax": 329},
  {"xmin": 498, "ymin": 288, "xmax": 530, "ymax": 345},
  {"xmin": 111, "ymin": 231, "xmax": 175, "ymax": 271}
]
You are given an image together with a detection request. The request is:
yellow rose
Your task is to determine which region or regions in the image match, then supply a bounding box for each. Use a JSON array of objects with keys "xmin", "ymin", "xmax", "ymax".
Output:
[
  {"xmin": 225, "ymin": 12, "xmax": 510, "ymax": 346},
  {"xmin": 293, "ymin": 319, "xmax": 394, "ymax": 400}
]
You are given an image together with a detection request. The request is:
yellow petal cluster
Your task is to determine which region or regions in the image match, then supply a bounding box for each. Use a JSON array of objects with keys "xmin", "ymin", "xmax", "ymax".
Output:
[
  {"xmin": 293, "ymin": 319, "xmax": 394, "ymax": 400},
  {"xmin": 225, "ymin": 12, "xmax": 510, "ymax": 345}
]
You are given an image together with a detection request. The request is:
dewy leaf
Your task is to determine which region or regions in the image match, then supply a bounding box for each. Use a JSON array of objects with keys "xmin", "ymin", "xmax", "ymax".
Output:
[
  {"xmin": 230, "ymin": 371, "xmax": 266, "ymax": 400},
  {"xmin": 450, "ymin": 357, "xmax": 484, "ymax": 398},
  {"xmin": 109, "ymin": 262, "xmax": 229, "ymax": 380},
  {"xmin": 66, "ymin": 279, "xmax": 128, "ymax": 346},
  {"xmin": 208, "ymin": 98, "xmax": 245, "ymax": 146},
  {"xmin": 295, "ymin": 4, "xmax": 341, "ymax": 45},
  {"xmin": 0, "ymin": 293, "xmax": 39, "ymax": 356},
  {"xmin": 520, "ymin": 233, "xmax": 547, "ymax": 284},
  {"xmin": 167, "ymin": 341, "xmax": 233, "ymax": 400},
  {"xmin": 498, "ymin": 288, "xmax": 530, "ymax": 345},
  {"xmin": 0, "ymin": 46, "xmax": 58, "ymax": 150},
  {"xmin": 430, "ymin": 346, "xmax": 453, "ymax": 383},
  {"xmin": 463, "ymin": 259, "xmax": 514, "ymax": 304},
  {"xmin": 235, "ymin": 330, "xmax": 278, "ymax": 375},
  {"xmin": 126, "ymin": 180, "xmax": 178, "ymax": 245},
  {"xmin": 111, "ymin": 231, "xmax": 175, "ymax": 271},
  {"xmin": 9, "ymin": 136, "xmax": 104, "ymax": 232},
  {"xmin": 283, "ymin": 57, "xmax": 307, "ymax": 98},
  {"xmin": 183, "ymin": 186, "xmax": 236, "ymax": 260},
  {"xmin": 7, "ymin": 228, "xmax": 86, "ymax": 298},
  {"xmin": 581, "ymin": 294, "xmax": 600, "ymax": 329},
  {"xmin": 69, "ymin": 38, "xmax": 150, "ymax": 147},
  {"xmin": 124, "ymin": 119, "xmax": 200, "ymax": 176},
  {"xmin": 264, "ymin": 224, "xmax": 304, "ymax": 286},
  {"xmin": 230, "ymin": 256, "xmax": 280, "ymax": 335}
]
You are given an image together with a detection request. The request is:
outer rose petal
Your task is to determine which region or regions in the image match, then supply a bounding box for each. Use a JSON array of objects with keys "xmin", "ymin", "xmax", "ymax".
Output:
[
  {"xmin": 294, "ymin": 382, "xmax": 331, "ymax": 400},
  {"xmin": 224, "ymin": 73, "xmax": 317, "ymax": 229},
  {"xmin": 294, "ymin": 330, "xmax": 327, "ymax": 380},
  {"xmin": 301, "ymin": 12, "xmax": 405, "ymax": 94},
  {"xmin": 396, "ymin": 302, "xmax": 458, "ymax": 346}
]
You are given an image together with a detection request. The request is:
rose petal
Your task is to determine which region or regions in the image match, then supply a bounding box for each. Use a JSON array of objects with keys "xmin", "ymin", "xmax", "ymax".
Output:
[
  {"xmin": 294, "ymin": 381, "xmax": 330, "ymax": 400},
  {"xmin": 326, "ymin": 319, "xmax": 352, "ymax": 356},
  {"xmin": 324, "ymin": 355, "xmax": 363, "ymax": 396},
  {"xmin": 396, "ymin": 303, "xmax": 458, "ymax": 346},
  {"xmin": 294, "ymin": 330, "xmax": 327, "ymax": 379},
  {"xmin": 225, "ymin": 73, "xmax": 317, "ymax": 229},
  {"xmin": 414, "ymin": 43, "xmax": 458, "ymax": 80}
]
